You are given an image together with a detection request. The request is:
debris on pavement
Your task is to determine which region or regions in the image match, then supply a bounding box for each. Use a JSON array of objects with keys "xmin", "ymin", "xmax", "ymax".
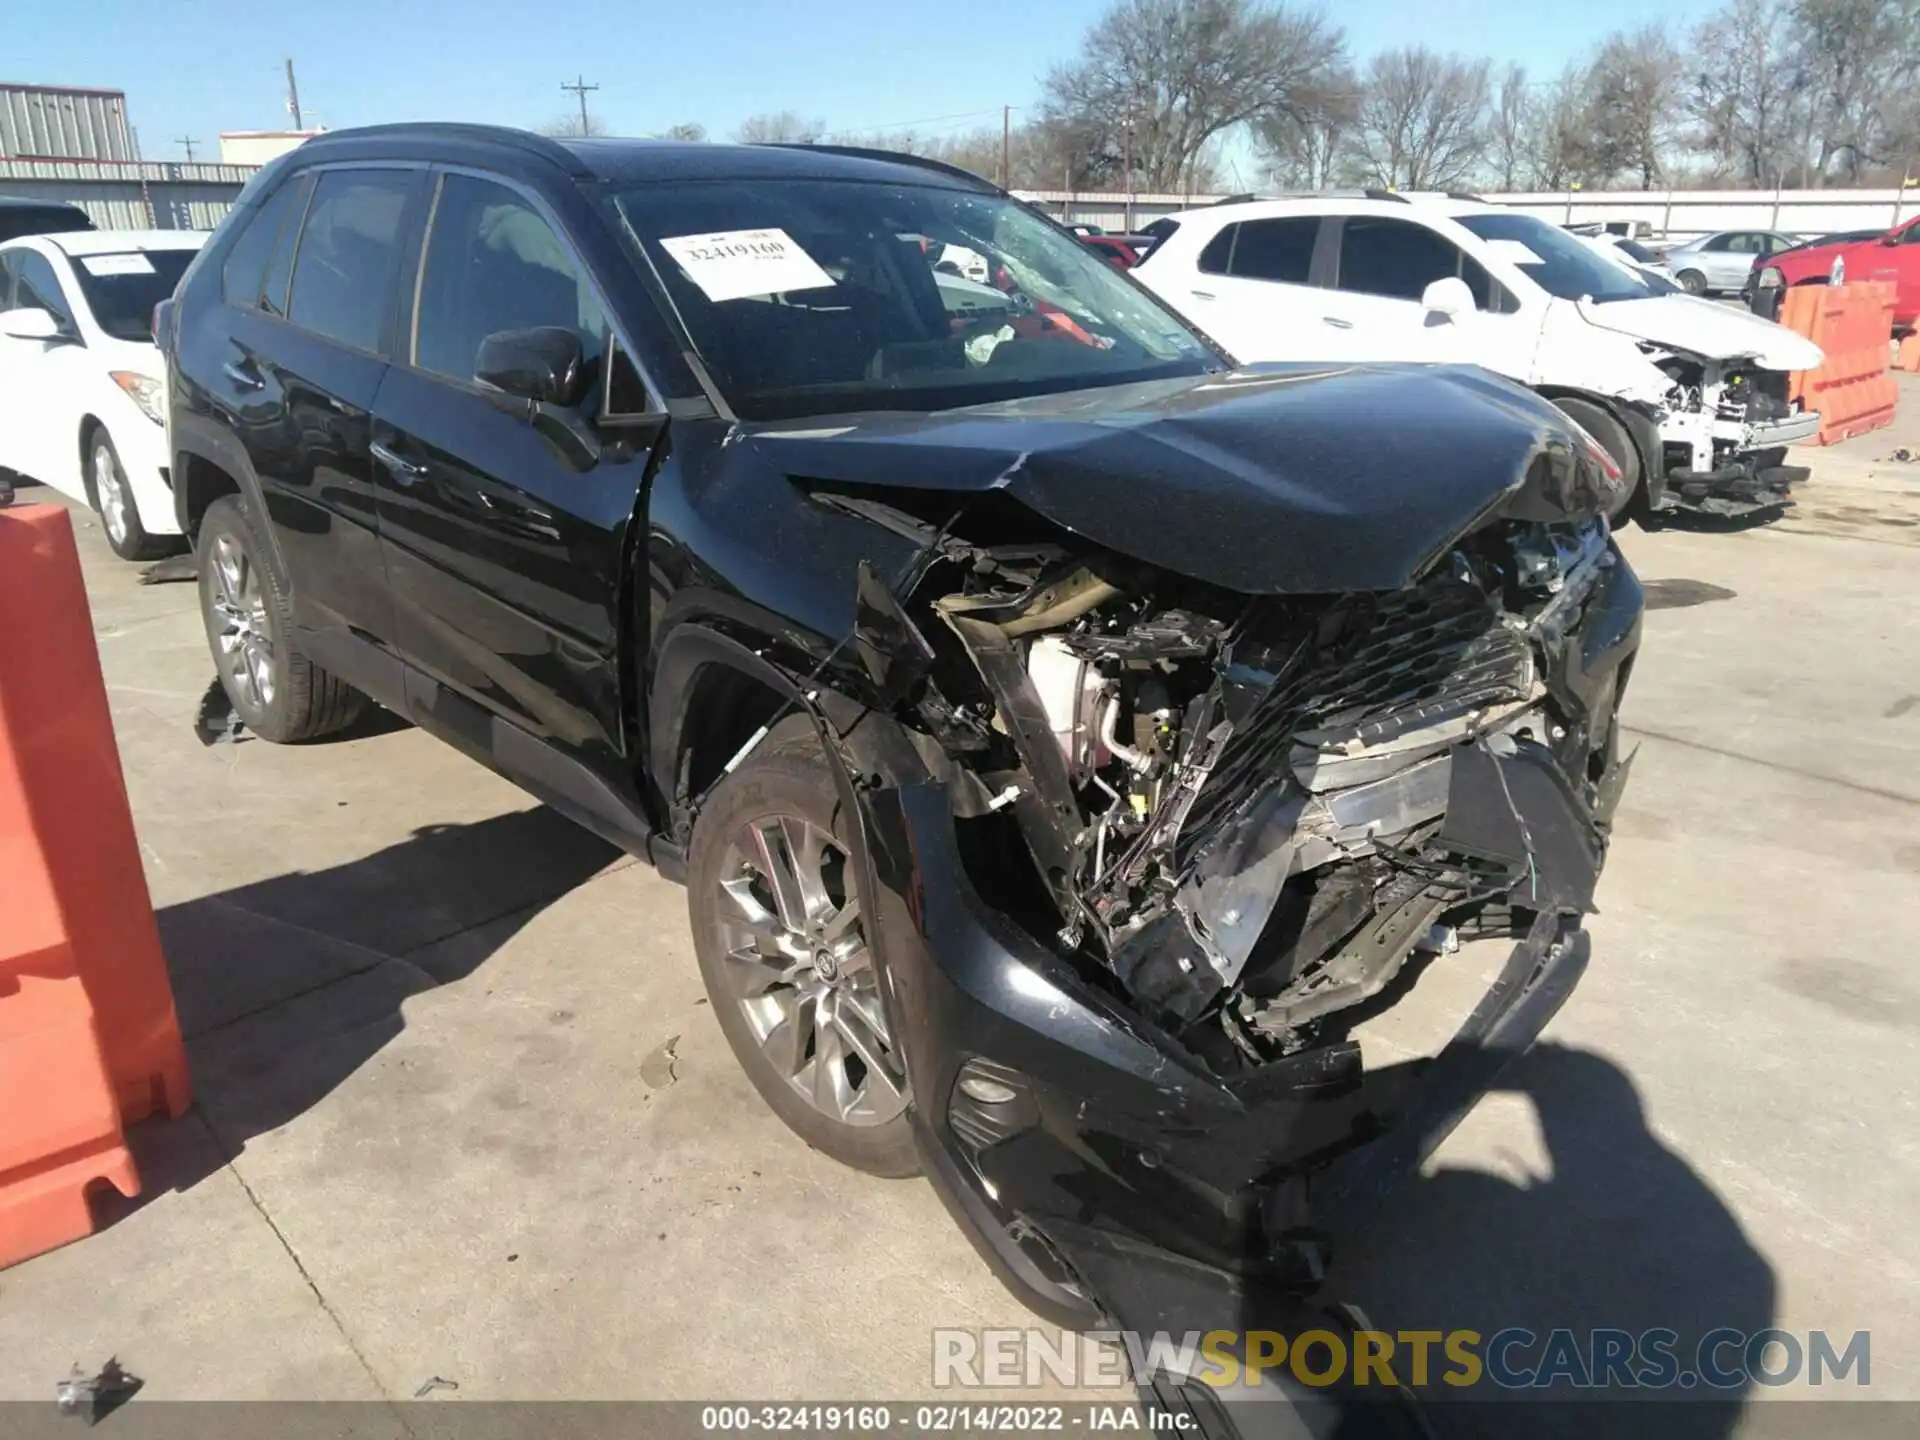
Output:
[
  {"xmin": 413, "ymin": 1376, "xmax": 459, "ymax": 1398},
  {"xmin": 56, "ymin": 1359, "xmax": 141, "ymax": 1424},
  {"xmin": 1887, "ymin": 448, "xmax": 1915, "ymax": 463},
  {"xmin": 194, "ymin": 678, "xmax": 248, "ymax": 747},
  {"xmin": 640, "ymin": 1035, "xmax": 681, "ymax": 1090},
  {"xmin": 137, "ymin": 554, "xmax": 198, "ymax": 585}
]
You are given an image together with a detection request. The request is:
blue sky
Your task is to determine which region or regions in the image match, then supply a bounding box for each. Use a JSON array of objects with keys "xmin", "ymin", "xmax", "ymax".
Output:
[{"xmin": 14, "ymin": 0, "xmax": 1673, "ymax": 174}]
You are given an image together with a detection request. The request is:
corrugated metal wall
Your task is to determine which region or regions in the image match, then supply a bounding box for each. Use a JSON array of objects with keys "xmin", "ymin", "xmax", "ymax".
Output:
[
  {"xmin": 0, "ymin": 158, "xmax": 254, "ymax": 230},
  {"xmin": 0, "ymin": 85, "xmax": 135, "ymax": 161}
]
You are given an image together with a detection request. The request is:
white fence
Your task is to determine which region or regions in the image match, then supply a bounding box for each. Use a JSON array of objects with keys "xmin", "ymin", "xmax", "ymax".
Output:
[{"xmin": 1018, "ymin": 187, "xmax": 1920, "ymax": 241}]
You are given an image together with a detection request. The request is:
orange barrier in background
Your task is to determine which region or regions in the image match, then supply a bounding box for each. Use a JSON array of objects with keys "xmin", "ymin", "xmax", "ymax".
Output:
[
  {"xmin": 0, "ymin": 503, "xmax": 189, "ymax": 1269},
  {"xmin": 1780, "ymin": 281, "xmax": 1898, "ymax": 445},
  {"xmin": 1896, "ymin": 332, "xmax": 1920, "ymax": 374}
]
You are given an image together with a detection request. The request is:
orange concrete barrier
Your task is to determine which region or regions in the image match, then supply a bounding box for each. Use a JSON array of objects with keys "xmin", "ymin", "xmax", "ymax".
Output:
[
  {"xmin": 1780, "ymin": 281, "xmax": 1899, "ymax": 444},
  {"xmin": 0, "ymin": 503, "xmax": 189, "ymax": 1268}
]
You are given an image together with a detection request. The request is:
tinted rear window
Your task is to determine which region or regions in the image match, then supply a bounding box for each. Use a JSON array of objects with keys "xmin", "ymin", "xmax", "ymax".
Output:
[
  {"xmin": 222, "ymin": 174, "xmax": 310, "ymax": 312},
  {"xmin": 286, "ymin": 169, "xmax": 414, "ymax": 352}
]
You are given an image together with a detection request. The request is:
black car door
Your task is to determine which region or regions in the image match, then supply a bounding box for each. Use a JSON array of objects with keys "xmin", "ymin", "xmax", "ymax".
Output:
[
  {"xmin": 211, "ymin": 164, "xmax": 425, "ymax": 701},
  {"xmin": 371, "ymin": 168, "xmax": 661, "ymax": 789}
]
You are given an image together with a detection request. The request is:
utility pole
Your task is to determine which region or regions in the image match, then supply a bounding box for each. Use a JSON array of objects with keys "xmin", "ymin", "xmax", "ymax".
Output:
[
  {"xmin": 561, "ymin": 75, "xmax": 599, "ymax": 136},
  {"xmin": 1000, "ymin": 105, "xmax": 1011, "ymax": 190},
  {"xmin": 284, "ymin": 58, "xmax": 304, "ymax": 131},
  {"xmin": 1122, "ymin": 107, "xmax": 1134, "ymax": 232},
  {"xmin": 175, "ymin": 135, "xmax": 198, "ymax": 163}
]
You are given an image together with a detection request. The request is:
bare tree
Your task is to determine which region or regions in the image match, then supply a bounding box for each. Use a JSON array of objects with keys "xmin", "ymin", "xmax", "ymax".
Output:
[
  {"xmin": 1253, "ymin": 65, "xmax": 1360, "ymax": 188},
  {"xmin": 539, "ymin": 113, "xmax": 608, "ymax": 138},
  {"xmin": 1487, "ymin": 64, "xmax": 1532, "ymax": 191},
  {"xmin": 1582, "ymin": 26, "xmax": 1685, "ymax": 186},
  {"xmin": 1041, "ymin": 0, "xmax": 1347, "ymax": 190},
  {"xmin": 1346, "ymin": 47, "xmax": 1491, "ymax": 190},
  {"xmin": 654, "ymin": 122, "xmax": 708, "ymax": 143},
  {"xmin": 1789, "ymin": 0, "xmax": 1920, "ymax": 183},
  {"xmin": 1688, "ymin": 0, "xmax": 1802, "ymax": 183},
  {"xmin": 733, "ymin": 111, "xmax": 825, "ymax": 145}
]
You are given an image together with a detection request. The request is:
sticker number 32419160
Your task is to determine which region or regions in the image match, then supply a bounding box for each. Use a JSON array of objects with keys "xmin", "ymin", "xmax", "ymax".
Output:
[{"xmin": 658, "ymin": 228, "xmax": 836, "ymax": 304}]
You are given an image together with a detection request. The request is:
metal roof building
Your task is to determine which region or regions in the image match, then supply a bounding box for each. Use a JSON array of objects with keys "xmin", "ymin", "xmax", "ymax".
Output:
[{"xmin": 0, "ymin": 83, "xmax": 135, "ymax": 161}]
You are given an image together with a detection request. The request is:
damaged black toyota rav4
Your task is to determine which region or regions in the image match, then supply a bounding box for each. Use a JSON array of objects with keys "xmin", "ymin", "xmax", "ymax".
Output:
[{"xmin": 163, "ymin": 126, "xmax": 1641, "ymax": 1360}]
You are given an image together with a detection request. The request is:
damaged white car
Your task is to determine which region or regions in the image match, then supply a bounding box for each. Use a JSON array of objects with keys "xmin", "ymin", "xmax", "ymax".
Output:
[{"xmin": 1133, "ymin": 195, "xmax": 1826, "ymax": 518}]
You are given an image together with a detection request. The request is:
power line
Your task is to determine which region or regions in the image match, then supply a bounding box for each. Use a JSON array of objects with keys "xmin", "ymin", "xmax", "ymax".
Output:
[
  {"xmin": 839, "ymin": 105, "xmax": 1013, "ymax": 137},
  {"xmin": 174, "ymin": 135, "xmax": 198, "ymax": 163},
  {"xmin": 561, "ymin": 74, "xmax": 600, "ymax": 134}
]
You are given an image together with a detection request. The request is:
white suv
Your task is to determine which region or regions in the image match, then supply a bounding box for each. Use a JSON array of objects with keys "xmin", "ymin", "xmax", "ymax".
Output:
[{"xmin": 1132, "ymin": 195, "xmax": 1825, "ymax": 519}]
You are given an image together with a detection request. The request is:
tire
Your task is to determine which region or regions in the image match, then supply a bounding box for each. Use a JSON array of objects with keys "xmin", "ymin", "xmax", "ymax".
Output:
[
  {"xmin": 1550, "ymin": 395, "xmax": 1641, "ymax": 523},
  {"xmin": 88, "ymin": 427, "xmax": 173, "ymax": 562},
  {"xmin": 196, "ymin": 493, "xmax": 366, "ymax": 743},
  {"xmin": 687, "ymin": 718, "xmax": 919, "ymax": 1178},
  {"xmin": 1677, "ymin": 268, "xmax": 1708, "ymax": 296}
]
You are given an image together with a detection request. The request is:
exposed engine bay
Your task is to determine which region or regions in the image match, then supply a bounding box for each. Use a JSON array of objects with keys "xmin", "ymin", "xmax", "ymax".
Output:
[
  {"xmin": 1649, "ymin": 351, "xmax": 1817, "ymax": 515},
  {"xmin": 864, "ymin": 504, "xmax": 1630, "ymax": 1074}
]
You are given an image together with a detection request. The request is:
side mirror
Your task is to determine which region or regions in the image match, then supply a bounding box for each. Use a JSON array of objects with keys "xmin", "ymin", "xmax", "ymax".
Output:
[
  {"xmin": 1882, "ymin": 230, "xmax": 1902, "ymax": 246},
  {"xmin": 0, "ymin": 307, "xmax": 66, "ymax": 342},
  {"xmin": 475, "ymin": 326, "xmax": 587, "ymax": 409},
  {"xmin": 1421, "ymin": 277, "xmax": 1476, "ymax": 321}
]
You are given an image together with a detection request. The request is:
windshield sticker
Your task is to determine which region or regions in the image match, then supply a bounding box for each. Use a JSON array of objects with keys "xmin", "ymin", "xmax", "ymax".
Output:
[
  {"xmin": 659, "ymin": 228, "xmax": 835, "ymax": 303},
  {"xmin": 80, "ymin": 252, "xmax": 157, "ymax": 277},
  {"xmin": 1485, "ymin": 239, "xmax": 1545, "ymax": 267}
]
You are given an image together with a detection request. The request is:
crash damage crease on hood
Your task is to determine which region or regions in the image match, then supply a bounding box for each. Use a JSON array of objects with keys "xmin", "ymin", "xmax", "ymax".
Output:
[
  {"xmin": 750, "ymin": 364, "xmax": 1618, "ymax": 595},
  {"xmin": 1577, "ymin": 293, "xmax": 1825, "ymax": 371}
]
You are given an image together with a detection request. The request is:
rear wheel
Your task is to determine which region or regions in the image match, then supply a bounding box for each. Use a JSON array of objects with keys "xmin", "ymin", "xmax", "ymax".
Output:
[
  {"xmin": 1550, "ymin": 396, "xmax": 1641, "ymax": 523},
  {"xmin": 1677, "ymin": 268, "xmax": 1708, "ymax": 296},
  {"xmin": 687, "ymin": 720, "xmax": 918, "ymax": 1178},
  {"xmin": 88, "ymin": 429, "xmax": 171, "ymax": 562},
  {"xmin": 196, "ymin": 493, "xmax": 365, "ymax": 743}
]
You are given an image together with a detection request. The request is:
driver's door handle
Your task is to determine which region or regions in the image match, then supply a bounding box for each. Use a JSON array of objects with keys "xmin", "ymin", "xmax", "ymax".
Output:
[
  {"xmin": 1189, "ymin": 289, "xmax": 1216, "ymax": 301},
  {"xmin": 1321, "ymin": 315, "xmax": 1354, "ymax": 329},
  {"xmin": 370, "ymin": 440, "xmax": 428, "ymax": 484},
  {"xmin": 221, "ymin": 360, "xmax": 264, "ymax": 391}
]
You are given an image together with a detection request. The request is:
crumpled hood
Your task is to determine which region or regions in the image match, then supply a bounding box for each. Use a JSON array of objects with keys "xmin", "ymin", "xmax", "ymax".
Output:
[
  {"xmin": 746, "ymin": 364, "xmax": 1608, "ymax": 595},
  {"xmin": 1577, "ymin": 293, "xmax": 1824, "ymax": 371}
]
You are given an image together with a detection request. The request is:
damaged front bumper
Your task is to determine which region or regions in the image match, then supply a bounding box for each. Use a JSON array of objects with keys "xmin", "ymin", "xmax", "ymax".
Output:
[
  {"xmin": 1655, "ymin": 385, "xmax": 1817, "ymax": 518},
  {"xmin": 837, "ymin": 553, "xmax": 1643, "ymax": 1342},
  {"xmin": 1660, "ymin": 445, "xmax": 1811, "ymax": 518}
]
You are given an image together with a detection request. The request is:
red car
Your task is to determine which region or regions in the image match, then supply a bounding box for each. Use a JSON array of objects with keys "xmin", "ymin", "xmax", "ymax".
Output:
[
  {"xmin": 1753, "ymin": 216, "xmax": 1920, "ymax": 331},
  {"xmin": 1079, "ymin": 234, "xmax": 1147, "ymax": 269}
]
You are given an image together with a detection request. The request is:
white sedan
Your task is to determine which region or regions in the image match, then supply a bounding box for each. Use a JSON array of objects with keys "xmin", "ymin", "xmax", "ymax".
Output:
[{"xmin": 0, "ymin": 229, "xmax": 206, "ymax": 560}]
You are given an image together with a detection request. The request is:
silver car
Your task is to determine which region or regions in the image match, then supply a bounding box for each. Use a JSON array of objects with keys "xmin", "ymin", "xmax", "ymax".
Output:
[{"xmin": 1657, "ymin": 230, "xmax": 1800, "ymax": 296}]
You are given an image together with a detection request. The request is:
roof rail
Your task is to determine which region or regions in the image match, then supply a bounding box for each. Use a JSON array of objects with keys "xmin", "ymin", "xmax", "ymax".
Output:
[
  {"xmin": 1443, "ymin": 190, "xmax": 1488, "ymax": 203},
  {"xmin": 1209, "ymin": 192, "xmax": 1262, "ymax": 207},
  {"xmin": 768, "ymin": 143, "xmax": 998, "ymax": 191},
  {"xmin": 305, "ymin": 122, "xmax": 590, "ymax": 176}
]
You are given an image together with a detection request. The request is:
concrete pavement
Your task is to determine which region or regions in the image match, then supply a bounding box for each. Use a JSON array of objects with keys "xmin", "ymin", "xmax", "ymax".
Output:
[{"xmin": 3, "ymin": 386, "xmax": 1919, "ymax": 1428}]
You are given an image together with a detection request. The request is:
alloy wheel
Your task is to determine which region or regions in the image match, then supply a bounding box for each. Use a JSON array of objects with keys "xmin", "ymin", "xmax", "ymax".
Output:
[
  {"xmin": 94, "ymin": 442, "xmax": 129, "ymax": 547},
  {"xmin": 208, "ymin": 533, "xmax": 275, "ymax": 710},
  {"xmin": 713, "ymin": 813, "xmax": 909, "ymax": 1127}
]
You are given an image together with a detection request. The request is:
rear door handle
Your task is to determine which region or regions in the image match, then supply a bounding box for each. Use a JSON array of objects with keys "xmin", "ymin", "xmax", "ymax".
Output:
[
  {"xmin": 370, "ymin": 440, "xmax": 428, "ymax": 483},
  {"xmin": 221, "ymin": 359, "xmax": 264, "ymax": 391},
  {"xmin": 1189, "ymin": 289, "xmax": 1216, "ymax": 301},
  {"xmin": 1320, "ymin": 316, "xmax": 1354, "ymax": 330}
]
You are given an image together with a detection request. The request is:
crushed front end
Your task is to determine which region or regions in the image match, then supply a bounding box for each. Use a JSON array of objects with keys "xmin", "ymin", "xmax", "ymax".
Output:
[
  {"xmin": 832, "ymin": 489, "xmax": 1641, "ymax": 1336},
  {"xmin": 1652, "ymin": 353, "xmax": 1816, "ymax": 517}
]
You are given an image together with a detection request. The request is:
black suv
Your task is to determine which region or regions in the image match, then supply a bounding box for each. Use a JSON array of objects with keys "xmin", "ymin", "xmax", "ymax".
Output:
[{"xmin": 162, "ymin": 124, "xmax": 1641, "ymax": 1382}]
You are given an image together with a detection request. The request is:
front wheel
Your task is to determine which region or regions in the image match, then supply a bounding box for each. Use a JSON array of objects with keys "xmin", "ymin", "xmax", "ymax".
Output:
[
  {"xmin": 1677, "ymin": 269, "xmax": 1708, "ymax": 296},
  {"xmin": 687, "ymin": 720, "xmax": 919, "ymax": 1178},
  {"xmin": 1550, "ymin": 396, "xmax": 1641, "ymax": 523},
  {"xmin": 89, "ymin": 429, "xmax": 172, "ymax": 562}
]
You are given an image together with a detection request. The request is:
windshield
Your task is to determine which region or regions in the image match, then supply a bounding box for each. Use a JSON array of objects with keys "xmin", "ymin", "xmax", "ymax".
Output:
[
  {"xmin": 70, "ymin": 249, "xmax": 198, "ymax": 341},
  {"xmin": 1459, "ymin": 213, "xmax": 1656, "ymax": 304},
  {"xmin": 614, "ymin": 180, "xmax": 1217, "ymax": 421}
]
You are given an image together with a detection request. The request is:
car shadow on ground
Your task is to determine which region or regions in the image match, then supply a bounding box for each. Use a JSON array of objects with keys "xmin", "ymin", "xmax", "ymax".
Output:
[
  {"xmin": 104, "ymin": 803, "xmax": 623, "ymax": 1212},
  {"xmin": 1220, "ymin": 1042, "xmax": 1775, "ymax": 1438}
]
